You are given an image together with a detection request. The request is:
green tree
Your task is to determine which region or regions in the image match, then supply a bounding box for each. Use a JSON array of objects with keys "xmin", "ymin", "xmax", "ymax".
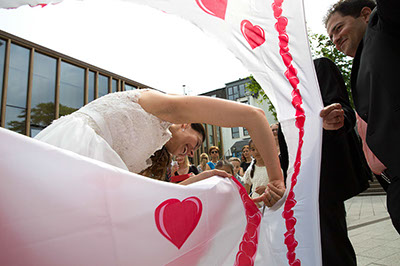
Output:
[
  {"xmin": 245, "ymin": 75, "xmax": 278, "ymax": 120},
  {"xmin": 245, "ymin": 31, "xmax": 354, "ymax": 119},
  {"xmin": 309, "ymin": 32, "xmax": 354, "ymax": 107}
]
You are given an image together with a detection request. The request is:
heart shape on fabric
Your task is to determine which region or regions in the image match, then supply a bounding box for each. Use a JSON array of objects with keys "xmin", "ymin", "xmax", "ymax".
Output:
[
  {"xmin": 195, "ymin": 0, "xmax": 227, "ymax": 20},
  {"xmin": 240, "ymin": 20, "xmax": 265, "ymax": 49},
  {"xmin": 155, "ymin": 197, "xmax": 202, "ymax": 249}
]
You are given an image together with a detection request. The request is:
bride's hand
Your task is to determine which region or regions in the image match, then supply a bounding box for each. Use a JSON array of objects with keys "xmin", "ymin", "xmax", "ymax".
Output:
[{"xmin": 179, "ymin": 169, "xmax": 231, "ymax": 185}]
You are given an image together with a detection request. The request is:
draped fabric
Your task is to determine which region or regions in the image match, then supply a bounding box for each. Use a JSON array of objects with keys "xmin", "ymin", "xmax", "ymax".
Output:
[{"xmin": 0, "ymin": 0, "xmax": 324, "ymax": 265}]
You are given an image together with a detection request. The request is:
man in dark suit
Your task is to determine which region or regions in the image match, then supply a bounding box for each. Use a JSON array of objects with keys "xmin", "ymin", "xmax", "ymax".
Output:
[
  {"xmin": 279, "ymin": 57, "xmax": 371, "ymax": 265},
  {"xmin": 325, "ymin": 0, "xmax": 400, "ymax": 234}
]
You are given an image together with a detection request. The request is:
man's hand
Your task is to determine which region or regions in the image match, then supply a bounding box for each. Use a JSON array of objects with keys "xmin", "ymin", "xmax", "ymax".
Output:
[{"xmin": 320, "ymin": 103, "xmax": 344, "ymax": 130}]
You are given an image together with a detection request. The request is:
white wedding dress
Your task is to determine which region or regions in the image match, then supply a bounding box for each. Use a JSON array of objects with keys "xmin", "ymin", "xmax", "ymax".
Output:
[{"xmin": 35, "ymin": 90, "xmax": 172, "ymax": 173}]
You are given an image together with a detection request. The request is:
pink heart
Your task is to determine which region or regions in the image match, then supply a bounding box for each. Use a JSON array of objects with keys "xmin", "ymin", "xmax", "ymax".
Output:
[
  {"xmin": 155, "ymin": 197, "xmax": 202, "ymax": 249},
  {"xmin": 196, "ymin": 0, "xmax": 227, "ymax": 20},
  {"xmin": 239, "ymin": 240, "xmax": 257, "ymax": 257},
  {"xmin": 235, "ymin": 251, "xmax": 252, "ymax": 266},
  {"xmin": 241, "ymin": 20, "xmax": 266, "ymax": 49}
]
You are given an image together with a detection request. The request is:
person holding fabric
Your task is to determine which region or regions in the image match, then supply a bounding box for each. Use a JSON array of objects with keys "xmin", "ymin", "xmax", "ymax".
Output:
[
  {"xmin": 279, "ymin": 57, "xmax": 371, "ymax": 265},
  {"xmin": 325, "ymin": 0, "xmax": 400, "ymax": 233},
  {"xmin": 207, "ymin": 146, "xmax": 220, "ymax": 170},
  {"xmin": 35, "ymin": 89, "xmax": 284, "ymax": 205}
]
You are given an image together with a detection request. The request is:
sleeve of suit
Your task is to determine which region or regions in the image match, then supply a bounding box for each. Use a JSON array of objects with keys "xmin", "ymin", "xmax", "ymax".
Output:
[{"xmin": 313, "ymin": 57, "xmax": 356, "ymax": 134}]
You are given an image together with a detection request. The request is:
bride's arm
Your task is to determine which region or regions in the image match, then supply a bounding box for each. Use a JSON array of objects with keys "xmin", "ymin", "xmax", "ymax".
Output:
[{"xmin": 139, "ymin": 90, "xmax": 284, "ymax": 193}]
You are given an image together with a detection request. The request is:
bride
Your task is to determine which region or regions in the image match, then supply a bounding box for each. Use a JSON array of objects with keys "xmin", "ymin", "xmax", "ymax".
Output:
[{"xmin": 35, "ymin": 89, "xmax": 284, "ymax": 206}]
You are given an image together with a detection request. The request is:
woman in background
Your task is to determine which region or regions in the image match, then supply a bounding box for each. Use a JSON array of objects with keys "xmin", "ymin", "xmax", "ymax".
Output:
[
  {"xmin": 173, "ymin": 155, "xmax": 199, "ymax": 176},
  {"xmin": 197, "ymin": 153, "xmax": 211, "ymax": 173},
  {"xmin": 240, "ymin": 145, "xmax": 252, "ymax": 172}
]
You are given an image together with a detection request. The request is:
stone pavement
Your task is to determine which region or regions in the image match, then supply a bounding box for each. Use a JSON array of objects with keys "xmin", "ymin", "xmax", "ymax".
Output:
[{"xmin": 345, "ymin": 195, "xmax": 400, "ymax": 266}]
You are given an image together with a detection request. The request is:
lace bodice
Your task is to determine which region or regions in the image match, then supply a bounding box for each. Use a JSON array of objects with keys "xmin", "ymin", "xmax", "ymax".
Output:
[{"xmin": 76, "ymin": 89, "xmax": 172, "ymax": 174}]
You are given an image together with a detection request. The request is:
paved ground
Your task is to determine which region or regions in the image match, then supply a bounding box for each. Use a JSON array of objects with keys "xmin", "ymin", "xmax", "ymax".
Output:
[{"xmin": 345, "ymin": 195, "xmax": 400, "ymax": 266}]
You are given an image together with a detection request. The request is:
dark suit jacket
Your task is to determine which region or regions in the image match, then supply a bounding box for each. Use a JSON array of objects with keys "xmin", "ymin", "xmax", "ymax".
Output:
[
  {"xmin": 279, "ymin": 58, "xmax": 371, "ymax": 202},
  {"xmin": 351, "ymin": 1, "xmax": 400, "ymax": 179},
  {"xmin": 315, "ymin": 58, "xmax": 371, "ymax": 202}
]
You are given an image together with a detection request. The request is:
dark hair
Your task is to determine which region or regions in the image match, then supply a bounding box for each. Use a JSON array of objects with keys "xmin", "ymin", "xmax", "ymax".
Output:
[
  {"xmin": 215, "ymin": 159, "xmax": 234, "ymax": 175},
  {"xmin": 139, "ymin": 146, "xmax": 171, "ymax": 181},
  {"xmin": 140, "ymin": 123, "xmax": 205, "ymax": 181},
  {"xmin": 248, "ymin": 140, "xmax": 256, "ymax": 179},
  {"xmin": 241, "ymin": 144, "xmax": 250, "ymax": 162},
  {"xmin": 191, "ymin": 123, "xmax": 206, "ymax": 144},
  {"xmin": 324, "ymin": 0, "xmax": 376, "ymax": 27}
]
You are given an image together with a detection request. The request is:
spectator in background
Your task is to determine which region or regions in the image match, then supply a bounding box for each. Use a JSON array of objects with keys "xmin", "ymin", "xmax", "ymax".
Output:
[
  {"xmin": 240, "ymin": 144, "xmax": 252, "ymax": 172},
  {"xmin": 270, "ymin": 123, "xmax": 280, "ymax": 154},
  {"xmin": 243, "ymin": 139, "xmax": 271, "ymax": 207},
  {"xmin": 228, "ymin": 157, "xmax": 244, "ymax": 178},
  {"xmin": 216, "ymin": 159, "xmax": 244, "ymax": 186},
  {"xmin": 197, "ymin": 152, "xmax": 211, "ymax": 173},
  {"xmin": 172, "ymin": 155, "xmax": 199, "ymax": 177},
  {"xmin": 207, "ymin": 146, "xmax": 220, "ymax": 169}
]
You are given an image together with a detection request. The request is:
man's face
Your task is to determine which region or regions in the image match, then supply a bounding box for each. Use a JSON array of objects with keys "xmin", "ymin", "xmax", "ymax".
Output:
[{"xmin": 326, "ymin": 11, "xmax": 368, "ymax": 57}]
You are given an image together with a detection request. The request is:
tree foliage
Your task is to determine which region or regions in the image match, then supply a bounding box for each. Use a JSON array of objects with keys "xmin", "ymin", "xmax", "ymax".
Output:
[
  {"xmin": 245, "ymin": 31, "xmax": 354, "ymax": 120},
  {"xmin": 245, "ymin": 75, "xmax": 278, "ymax": 120}
]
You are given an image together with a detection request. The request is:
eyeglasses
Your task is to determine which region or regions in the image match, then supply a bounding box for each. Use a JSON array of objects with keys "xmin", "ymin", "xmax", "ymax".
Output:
[{"xmin": 211, "ymin": 151, "xmax": 219, "ymax": 154}]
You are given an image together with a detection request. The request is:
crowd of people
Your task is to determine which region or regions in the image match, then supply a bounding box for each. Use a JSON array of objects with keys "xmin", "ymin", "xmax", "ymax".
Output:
[{"xmin": 165, "ymin": 130, "xmax": 280, "ymax": 209}]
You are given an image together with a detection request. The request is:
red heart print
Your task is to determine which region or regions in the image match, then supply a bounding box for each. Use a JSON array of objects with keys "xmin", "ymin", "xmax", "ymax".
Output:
[
  {"xmin": 235, "ymin": 251, "xmax": 252, "ymax": 266},
  {"xmin": 155, "ymin": 197, "xmax": 202, "ymax": 249},
  {"xmin": 241, "ymin": 20, "xmax": 266, "ymax": 49},
  {"xmin": 196, "ymin": 0, "xmax": 227, "ymax": 20}
]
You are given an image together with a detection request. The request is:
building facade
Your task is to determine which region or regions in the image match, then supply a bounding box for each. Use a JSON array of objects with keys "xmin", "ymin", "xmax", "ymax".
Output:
[
  {"xmin": 0, "ymin": 30, "xmax": 149, "ymax": 137},
  {"xmin": 200, "ymin": 77, "xmax": 277, "ymax": 160}
]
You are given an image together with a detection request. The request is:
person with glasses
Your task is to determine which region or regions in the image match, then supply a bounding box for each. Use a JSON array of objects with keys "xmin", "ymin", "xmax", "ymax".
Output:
[{"xmin": 207, "ymin": 146, "xmax": 220, "ymax": 170}]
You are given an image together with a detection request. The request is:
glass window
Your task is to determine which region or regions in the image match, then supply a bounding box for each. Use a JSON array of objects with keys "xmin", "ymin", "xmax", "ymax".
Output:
[
  {"xmin": 0, "ymin": 39, "xmax": 6, "ymax": 120},
  {"xmin": 98, "ymin": 74, "xmax": 108, "ymax": 97},
  {"xmin": 239, "ymin": 84, "xmax": 245, "ymax": 97},
  {"xmin": 201, "ymin": 123, "xmax": 207, "ymax": 153},
  {"xmin": 88, "ymin": 71, "xmax": 95, "ymax": 102},
  {"xmin": 30, "ymin": 52, "xmax": 57, "ymax": 134},
  {"xmin": 59, "ymin": 61, "xmax": 84, "ymax": 116},
  {"xmin": 243, "ymin": 127, "xmax": 249, "ymax": 136},
  {"xmin": 112, "ymin": 79, "xmax": 117, "ymax": 93},
  {"xmin": 7, "ymin": 43, "xmax": 29, "ymax": 108},
  {"xmin": 30, "ymin": 125, "xmax": 43, "ymax": 138},
  {"xmin": 233, "ymin": 86, "xmax": 238, "ymax": 94},
  {"xmin": 125, "ymin": 84, "xmax": 136, "ymax": 91},
  {"xmin": 228, "ymin": 87, "xmax": 232, "ymax": 95},
  {"xmin": 228, "ymin": 94, "xmax": 234, "ymax": 100},
  {"xmin": 5, "ymin": 44, "xmax": 30, "ymax": 133},
  {"xmin": 5, "ymin": 106, "xmax": 25, "ymax": 134},
  {"xmin": 231, "ymin": 127, "xmax": 240, "ymax": 138},
  {"xmin": 207, "ymin": 124, "xmax": 214, "ymax": 146}
]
